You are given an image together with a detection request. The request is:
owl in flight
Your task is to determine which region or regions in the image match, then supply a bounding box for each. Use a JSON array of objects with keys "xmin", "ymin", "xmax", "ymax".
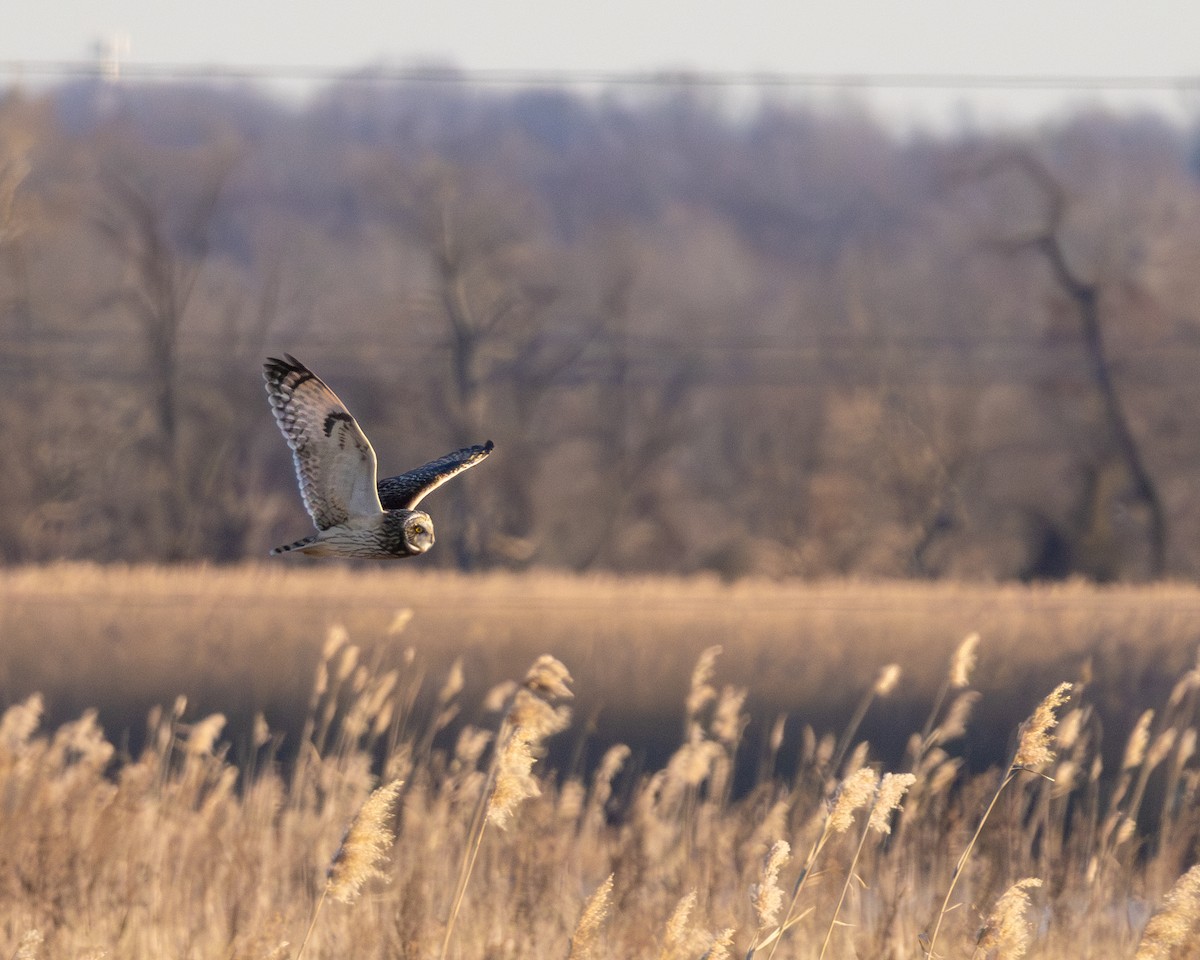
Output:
[{"xmin": 263, "ymin": 355, "xmax": 493, "ymax": 558}]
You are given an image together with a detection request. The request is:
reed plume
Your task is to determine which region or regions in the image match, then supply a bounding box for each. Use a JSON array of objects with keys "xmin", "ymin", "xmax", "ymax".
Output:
[
  {"xmin": 820, "ymin": 773, "xmax": 916, "ymax": 960},
  {"xmin": 296, "ymin": 778, "xmax": 403, "ymax": 960},
  {"xmin": 973, "ymin": 878, "xmax": 1041, "ymax": 960},
  {"xmin": 1134, "ymin": 864, "xmax": 1200, "ymax": 960},
  {"xmin": 831, "ymin": 664, "xmax": 901, "ymax": 774},
  {"xmin": 916, "ymin": 634, "xmax": 981, "ymax": 764},
  {"xmin": 440, "ymin": 654, "xmax": 573, "ymax": 960},
  {"xmin": 11, "ymin": 931, "xmax": 42, "ymax": 960},
  {"xmin": 925, "ymin": 682, "xmax": 1072, "ymax": 960},
  {"xmin": 950, "ymin": 632, "xmax": 980, "ymax": 689},
  {"xmin": 751, "ymin": 840, "xmax": 791, "ymax": 932},
  {"xmin": 1013, "ymin": 682, "xmax": 1072, "ymax": 769},
  {"xmin": 760, "ymin": 766, "xmax": 879, "ymax": 959},
  {"xmin": 568, "ymin": 874, "xmax": 614, "ymax": 960}
]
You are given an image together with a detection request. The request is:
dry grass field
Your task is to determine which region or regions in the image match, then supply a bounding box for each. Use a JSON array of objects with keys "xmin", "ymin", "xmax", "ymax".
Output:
[{"xmin": 3, "ymin": 564, "xmax": 1200, "ymax": 958}]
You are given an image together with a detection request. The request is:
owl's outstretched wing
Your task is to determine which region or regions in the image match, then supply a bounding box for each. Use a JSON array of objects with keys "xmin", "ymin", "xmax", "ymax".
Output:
[
  {"xmin": 377, "ymin": 440, "xmax": 494, "ymax": 510},
  {"xmin": 263, "ymin": 355, "xmax": 384, "ymax": 530}
]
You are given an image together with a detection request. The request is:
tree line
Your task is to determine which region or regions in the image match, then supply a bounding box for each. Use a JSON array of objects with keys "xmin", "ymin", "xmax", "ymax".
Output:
[{"xmin": 2, "ymin": 78, "xmax": 1200, "ymax": 579}]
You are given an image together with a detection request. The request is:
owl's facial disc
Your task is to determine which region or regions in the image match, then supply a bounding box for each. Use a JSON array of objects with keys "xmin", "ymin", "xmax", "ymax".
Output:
[{"xmin": 406, "ymin": 513, "xmax": 435, "ymax": 553}]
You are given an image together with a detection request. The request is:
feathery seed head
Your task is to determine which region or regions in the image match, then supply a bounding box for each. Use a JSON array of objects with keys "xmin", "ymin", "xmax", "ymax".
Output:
[
  {"xmin": 751, "ymin": 840, "xmax": 790, "ymax": 929},
  {"xmin": 487, "ymin": 727, "xmax": 540, "ymax": 828},
  {"xmin": 371, "ymin": 700, "xmax": 395, "ymax": 739},
  {"xmin": 843, "ymin": 741, "xmax": 871, "ymax": 778},
  {"xmin": 929, "ymin": 757, "xmax": 962, "ymax": 795},
  {"xmin": 711, "ymin": 686, "xmax": 748, "ymax": 746},
  {"xmin": 873, "ymin": 663, "xmax": 902, "ymax": 697},
  {"xmin": 1135, "ymin": 864, "xmax": 1200, "ymax": 960},
  {"xmin": 936, "ymin": 691, "xmax": 980, "ymax": 744},
  {"xmin": 1052, "ymin": 760, "xmax": 1079, "ymax": 797},
  {"xmin": 252, "ymin": 712, "xmax": 271, "ymax": 749},
  {"xmin": 185, "ymin": 713, "xmax": 226, "ymax": 756},
  {"xmin": 453, "ymin": 726, "xmax": 493, "ymax": 766},
  {"xmin": 686, "ymin": 646, "xmax": 722, "ymax": 719},
  {"xmin": 595, "ymin": 743, "xmax": 631, "ymax": 786},
  {"xmin": 829, "ymin": 767, "xmax": 879, "ymax": 834},
  {"xmin": 1056, "ymin": 707, "xmax": 1087, "ymax": 751},
  {"xmin": 1146, "ymin": 729, "xmax": 1177, "ymax": 771},
  {"xmin": 508, "ymin": 688, "xmax": 572, "ymax": 740},
  {"xmin": 1014, "ymin": 682, "xmax": 1072, "ymax": 769},
  {"xmin": 662, "ymin": 890, "xmax": 699, "ymax": 956},
  {"xmin": 814, "ymin": 730, "xmax": 836, "ymax": 767},
  {"xmin": 51, "ymin": 710, "xmax": 113, "ymax": 769},
  {"xmin": 704, "ymin": 928, "xmax": 735, "ymax": 960},
  {"xmin": 558, "ymin": 779, "xmax": 586, "ymax": 820},
  {"xmin": 568, "ymin": 874, "xmax": 614, "ymax": 960},
  {"xmin": 439, "ymin": 658, "xmax": 465, "ymax": 704},
  {"xmin": 1118, "ymin": 710, "xmax": 1156, "ymax": 772},
  {"xmin": 487, "ymin": 656, "xmax": 574, "ymax": 829},
  {"xmin": 976, "ymin": 878, "xmax": 1042, "ymax": 959},
  {"xmin": 1167, "ymin": 667, "xmax": 1200, "ymax": 709},
  {"xmin": 12, "ymin": 930, "xmax": 42, "ymax": 960},
  {"xmin": 768, "ymin": 713, "xmax": 787, "ymax": 754},
  {"xmin": 483, "ymin": 680, "xmax": 519, "ymax": 713},
  {"xmin": 386, "ymin": 608, "xmax": 413, "ymax": 635},
  {"xmin": 523, "ymin": 654, "xmax": 574, "ymax": 700},
  {"xmin": 335, "ymin": 644, "xmax": 360, "ymax": 683},
  {"xmin": 1178, "ymin": 728, "xmax": 1197, "ymax": 768},
  {"xmin": 1123, "ymin": 710, "xmax": 1154, "ymax": 770},
  {"xmin": 950, "ymin": 632, "xmax": 980, "ymax": 688},
  {"xmin": 1, "ymin": 693, "xmax": 43, "ymax": 751},
  {"xmin": 1115, "ymin": 817, "xmax": 1138, "ymax": 848},
  {"xmin": 326, "ymin": 779, "xmax": 403, "ymax": 903},
  {"xmin": 323, "ymin": 623, "xmax": 349, "ymax": 660},
  {"xmin": 663, "ymin": 733, "xmax": 724, "ymax": 800},
  {"xmin": 869, "ymin": 773, "xmax": 917, "ymax": 834}
]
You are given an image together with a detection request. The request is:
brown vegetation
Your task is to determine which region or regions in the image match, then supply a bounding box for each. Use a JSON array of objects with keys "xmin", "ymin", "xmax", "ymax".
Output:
[
  {"xmin": 5, "ymin": 564, "xmax": 1200, "ymax": 771},
  {"xmin": 3, "ymin": 566, "xmax": 1200, "ymax": 957},
  {"xmin": 2, "ymin": 85, "xmax": 1200, "ymax": 578}
]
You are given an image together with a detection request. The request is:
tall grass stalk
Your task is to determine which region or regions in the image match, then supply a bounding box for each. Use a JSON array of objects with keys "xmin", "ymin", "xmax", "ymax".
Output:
[
  {"xmin": 439, "ymin": 656, "xmax": 572, "ymax": 960},
  {"xmin": 760, "ymin": 766, "xmax": 878, "ymax": 960},
  {"xmin": 296, "ymin": 778, "xmax": 403, "ymax": 960},
  {"xmin": 829, "ymin": 664, "xmax": 900, "ymax": 775},
  {"xmin": 922, "ymin": 682, "xmax": 1071, "ymax": 960},
  {"xmin": 818, "ymin": 773, "xmax": 915, "ymax": 960}
]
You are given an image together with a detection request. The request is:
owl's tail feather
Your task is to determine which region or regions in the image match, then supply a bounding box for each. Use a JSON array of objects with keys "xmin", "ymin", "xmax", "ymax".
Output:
[{"xmin": 270, "ymin": 534, "xmax": 320, "ymax": 556}]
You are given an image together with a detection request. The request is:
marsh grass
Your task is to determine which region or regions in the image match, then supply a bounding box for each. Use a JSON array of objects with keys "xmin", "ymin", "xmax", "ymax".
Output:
[
  {"xmin": 4, "ymin": 567, "xmax": 1200, "ymax": 957},
  {"xmin": 7, "ymin": 564, "xmax": 1200, "ymax": 766}
]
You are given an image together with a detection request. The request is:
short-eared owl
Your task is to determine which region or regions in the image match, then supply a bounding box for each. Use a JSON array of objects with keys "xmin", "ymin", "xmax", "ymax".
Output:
[{"xmin": 263, "ymin": 355, "xmax": 493, "ymax": 558}]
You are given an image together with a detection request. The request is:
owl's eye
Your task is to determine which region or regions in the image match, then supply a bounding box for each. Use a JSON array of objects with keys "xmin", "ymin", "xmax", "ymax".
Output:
[{"xmin": 411, "ymin": 525, "xmax": 425, "ymax": 537}]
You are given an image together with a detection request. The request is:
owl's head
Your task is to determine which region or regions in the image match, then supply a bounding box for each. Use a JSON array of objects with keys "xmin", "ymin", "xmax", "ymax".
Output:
[{"xmin": 404, "ymin": 510, "xmax": 435, "ymax": 554}]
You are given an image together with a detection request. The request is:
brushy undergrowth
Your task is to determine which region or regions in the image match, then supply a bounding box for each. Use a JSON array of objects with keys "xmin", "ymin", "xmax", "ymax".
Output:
[{"xmin": 4, "ymin": 606, "xmax": 1200, "ymax": 959}]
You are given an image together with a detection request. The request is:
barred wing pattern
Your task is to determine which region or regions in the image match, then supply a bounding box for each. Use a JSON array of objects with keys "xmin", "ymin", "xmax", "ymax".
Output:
[
  {"xmin": 377, "ymin": 440, "xmax": 495, "ymax": 510},
  {"xmin": 263, "ymin": 355, "xmax": 384, "ymax": 530}
]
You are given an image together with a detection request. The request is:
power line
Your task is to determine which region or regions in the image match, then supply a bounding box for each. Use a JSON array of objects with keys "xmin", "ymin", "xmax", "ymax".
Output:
[{"xmin": 3, "ymin": 59, "xmax": 1200, "ymax": 91}]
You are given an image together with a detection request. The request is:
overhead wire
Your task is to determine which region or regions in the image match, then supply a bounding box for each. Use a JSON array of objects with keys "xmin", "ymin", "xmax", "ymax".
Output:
[{"xmin": 1, "ymin": 59, "xmax": 1199, "ymax": 91}]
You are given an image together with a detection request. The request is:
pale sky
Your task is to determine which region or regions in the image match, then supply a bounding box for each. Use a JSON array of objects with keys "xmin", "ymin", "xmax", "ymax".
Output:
[{"xmin": 4, "ymin": 0, "xmax": 1200, "ymax": 128}]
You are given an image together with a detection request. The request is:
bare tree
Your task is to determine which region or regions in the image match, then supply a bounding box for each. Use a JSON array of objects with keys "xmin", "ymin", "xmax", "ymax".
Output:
[
  {"xmin": 575, "ymin": 261, "xmax": 700, "ymax": 571},
  {"xmin": 95, "ymin": 166, "xmax": 226, "ymax": 445},
  {"xmin": 975, "ymin": 150, "xmax": 1167, "ymax": 578},
  {"xmin": 397, "ymin": 161, "xmax": 579, "ymax": 568},
  {"xmin": 91, "ymin": 152, "xmax": 235, "ymax": 558},
  {"xmin": 0, "ymin": 99, "xmax": 38, "ymax": 559}
]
